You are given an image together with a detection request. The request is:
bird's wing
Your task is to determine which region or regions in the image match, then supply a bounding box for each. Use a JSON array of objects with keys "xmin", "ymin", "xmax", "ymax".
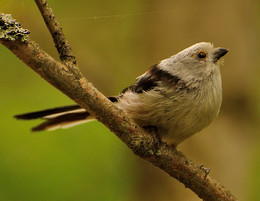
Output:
[{"xmin": 121, "ymin": 64, "xmax": 181, "ymax": 94}]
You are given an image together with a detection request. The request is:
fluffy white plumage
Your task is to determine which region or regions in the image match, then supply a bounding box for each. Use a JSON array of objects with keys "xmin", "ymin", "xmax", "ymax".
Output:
[{"xmin": 117, "ymin": 43, "xmax": 225, "ymax": 145}]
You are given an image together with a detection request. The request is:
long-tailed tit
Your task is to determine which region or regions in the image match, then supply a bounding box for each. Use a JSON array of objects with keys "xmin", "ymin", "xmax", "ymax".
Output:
[{"xmin": 15, "ymin": 42, "xmax": 228, "ymax": 146}]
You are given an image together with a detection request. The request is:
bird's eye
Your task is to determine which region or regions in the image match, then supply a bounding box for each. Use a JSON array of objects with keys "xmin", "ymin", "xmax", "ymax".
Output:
[{"xmin": 198, "ymin": 51, "xmax": 207, "ymax": 59}]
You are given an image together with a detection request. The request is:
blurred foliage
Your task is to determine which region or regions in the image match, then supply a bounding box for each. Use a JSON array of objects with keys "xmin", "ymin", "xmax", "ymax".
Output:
[{"xmin": 1, "ymin": 0, "xmax": 260, "ymax": 200}]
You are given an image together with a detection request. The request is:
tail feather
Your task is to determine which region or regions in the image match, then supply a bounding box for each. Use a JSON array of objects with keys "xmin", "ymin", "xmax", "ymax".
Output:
[
  {"xmin": 15, "ymin": 105, "xmax": 82, "ymax": 120},
  {"xmin": 32, "ymin": 112, "xmax": 94, "ymax": 131},
  {"xmin": 15, "ymin": 105, "xmax": 94, "ymax": 132},
  {"xmin": 15, "ymin": 97, "xmax": 118, "ymax": 131}
]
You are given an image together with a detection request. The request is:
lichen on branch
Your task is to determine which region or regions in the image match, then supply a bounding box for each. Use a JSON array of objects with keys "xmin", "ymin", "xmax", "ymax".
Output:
[{"xmin": 0, "ymin": 13, "xmax": 30, "ymax": 42}]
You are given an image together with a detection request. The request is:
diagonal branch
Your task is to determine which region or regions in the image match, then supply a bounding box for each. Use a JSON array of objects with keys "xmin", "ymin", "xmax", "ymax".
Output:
[{"xmin": 0, "ymin": 12, "xmax": 238, "ymax": 201}]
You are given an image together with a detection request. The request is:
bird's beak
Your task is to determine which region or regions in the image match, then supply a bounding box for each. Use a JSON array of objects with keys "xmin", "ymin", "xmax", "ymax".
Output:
[{"xmin": 213, "ymin": 48, "xmax": 229, "ymax": 62}]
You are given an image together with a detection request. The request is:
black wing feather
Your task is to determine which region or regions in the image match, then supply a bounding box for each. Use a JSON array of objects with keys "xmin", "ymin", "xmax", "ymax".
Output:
[{"xmin": 122, "ymin": 64, "xmax": 181, "ymax": 94}]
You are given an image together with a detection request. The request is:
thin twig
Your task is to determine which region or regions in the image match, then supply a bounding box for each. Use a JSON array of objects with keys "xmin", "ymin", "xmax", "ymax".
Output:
[
  {"xmin": 0, "ymin": 13, "xmax": 238, "ymax": 201},
  {"xmin": 34, "ymin": 0, "xmax": 78, "ymax": 69}
]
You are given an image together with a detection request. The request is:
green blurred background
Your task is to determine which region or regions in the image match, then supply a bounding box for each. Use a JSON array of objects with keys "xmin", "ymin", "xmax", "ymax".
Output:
[{"xmin": 1, "ymin": 0, "xmax": 260, "ymax": 200}]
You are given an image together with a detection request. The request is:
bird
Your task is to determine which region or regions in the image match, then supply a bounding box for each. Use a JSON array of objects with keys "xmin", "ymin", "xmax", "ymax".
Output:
[{"xmin": 15, "ymin": 42, "xmax": 228, "ymax": 146}]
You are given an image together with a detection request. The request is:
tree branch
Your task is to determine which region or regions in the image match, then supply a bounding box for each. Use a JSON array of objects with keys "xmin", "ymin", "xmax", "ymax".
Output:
[
  {"xmin": 34, "ymin": 0, "xmax": 78, "ymax": 70},
  {"xmin": 0, "ymin": 11, "xmax": 238, "ymax": 201}
]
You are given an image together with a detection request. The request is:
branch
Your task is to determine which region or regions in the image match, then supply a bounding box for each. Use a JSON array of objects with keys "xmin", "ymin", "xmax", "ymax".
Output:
[
  {"xmin": 0, "ymin": 11, "xmax": 238, "ymax": 201},
  {"xmin": 34, "ymin": 0, "xmax": 78, "ymax": 69}
]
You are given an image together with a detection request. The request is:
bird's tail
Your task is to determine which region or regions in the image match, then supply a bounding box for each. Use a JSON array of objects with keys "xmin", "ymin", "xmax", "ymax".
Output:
[{"xmin": 15, "ymin": 105, "xmax": 94, "ymax": 131}]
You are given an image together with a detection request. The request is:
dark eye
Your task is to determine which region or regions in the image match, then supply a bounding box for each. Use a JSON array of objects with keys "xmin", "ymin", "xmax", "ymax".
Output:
[{"xmin": 198, "ymin": 51, "xmax": 207, "ymax": 59}]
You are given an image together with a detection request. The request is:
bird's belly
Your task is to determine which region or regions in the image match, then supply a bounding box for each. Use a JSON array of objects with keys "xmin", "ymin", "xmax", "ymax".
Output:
[
  {"xmin": 117, "ymin": 87, "xmax": 222, "ymax": 146},
  {"xmin": 160, "ymin": 94, "xmax": 222, "ymax": 146}
]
